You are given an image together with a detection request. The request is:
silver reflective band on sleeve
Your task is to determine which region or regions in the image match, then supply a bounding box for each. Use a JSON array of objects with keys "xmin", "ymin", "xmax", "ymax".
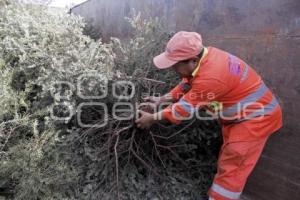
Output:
[
  {"xmin": 240, "ymin": 65, "xmax": 249, "ymax": 83},
  {"xmin": 174, "ymin": 99, "xmax": 195, "ymax": 117},
  {"xmin": 234, "ymin": 95, "xmax": 279, "ymax": 123},
  {"xmin": 211, "ymin": 183, "xmax": 241, "ymax": 199},
  {"xmin": 178, "ymin": 99, "xmax": 195, "ymax": 114},
  {"xmin": 222, "ymin": 83, "xmax": 268, "ymax": 117}
]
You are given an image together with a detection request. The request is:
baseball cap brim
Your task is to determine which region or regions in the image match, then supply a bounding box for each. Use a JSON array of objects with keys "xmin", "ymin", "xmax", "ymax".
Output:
[{"xmin": 153, "ymin": 52, "xmax": 178, "ymax": 69}]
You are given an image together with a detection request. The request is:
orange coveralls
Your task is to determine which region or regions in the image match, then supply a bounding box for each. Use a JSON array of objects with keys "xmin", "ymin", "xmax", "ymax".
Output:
[{"xmin": 162, "ymin": 47, "xmax": 283, "ymax": 200}]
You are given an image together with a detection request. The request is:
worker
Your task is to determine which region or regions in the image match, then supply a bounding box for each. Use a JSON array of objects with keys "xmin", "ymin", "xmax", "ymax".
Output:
[{"xmin": 135, "ymin": 31, "xmax": 283, "ymax": 200}]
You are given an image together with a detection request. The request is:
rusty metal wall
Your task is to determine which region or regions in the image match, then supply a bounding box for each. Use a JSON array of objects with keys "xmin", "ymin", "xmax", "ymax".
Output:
[{"xmin": 71, "ymin": 0, "xmax": 300, "ymax": 199}]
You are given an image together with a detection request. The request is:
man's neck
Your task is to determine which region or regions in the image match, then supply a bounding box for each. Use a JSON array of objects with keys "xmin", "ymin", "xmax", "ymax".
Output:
[{"xmin": 191, "ymin": 47, "xmax": 208, "ymax": 77}]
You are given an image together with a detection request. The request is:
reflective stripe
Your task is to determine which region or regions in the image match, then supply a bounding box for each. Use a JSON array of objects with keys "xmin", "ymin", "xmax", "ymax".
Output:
[
  {"xmin": 235, "ymin": 95, "xmax": 279, "ymax": 122},
  {"xmin": 211, "ymin": 183, "xmax": 241, "ymax": 199},
  {"xmin": 179, "ymin": 82, "xmax": 191, "ymax": 92},
  {"xmin": 229, "ymin": 54, "xmax": 242, "ymax": 75},
  {"xmin": 178, "ymin": 99, "xmax": 195, "ymax": 114},
  {"xmin": 240, "ymin": 65, "xmax": 249, "ymax": 82},
  {"xmin": 222, "ymin": 83, "xmax": 268, "ymax": 117},
  {"xmin": 174, "ymin": 110, "xmax": 182, "ymax": 118},
  {"xmin": 174, "ymin": 99, "xmax": 195, "ymax": 117}
]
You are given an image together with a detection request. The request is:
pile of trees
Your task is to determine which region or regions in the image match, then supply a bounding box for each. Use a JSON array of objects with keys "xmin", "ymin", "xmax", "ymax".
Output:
[{"xmin": 0, "ymin": 1, "xmax": 222, "ymax": 199}]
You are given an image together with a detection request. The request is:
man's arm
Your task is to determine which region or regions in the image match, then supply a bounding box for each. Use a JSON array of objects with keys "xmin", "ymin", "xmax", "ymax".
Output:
[
  {"xmin": 143, "ymin": 79, "xmax": 190, "ymax": 105},
  {"xmin": 159, "ymin": 93, "xmax": 175, "ymax": 103},
  {"xmin": 161, "ymin": 79, "xmax": 227, "ymax": 124},
  {"xmin": 168, "ymin": 79, "xmax": 191, "ymax": 102},
  {"xmin": 136, "ymin": 79, "xmax": 226, "ymax": 129},
  {"xmin": 136, "ymin": 80, "xmax": 189, "ymax": 129}
]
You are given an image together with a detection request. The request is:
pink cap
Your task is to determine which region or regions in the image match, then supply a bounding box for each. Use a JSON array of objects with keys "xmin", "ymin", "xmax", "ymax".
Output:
[{"xmin": 153, "ymin": 31, "xmax": 203, "ymax": 69}]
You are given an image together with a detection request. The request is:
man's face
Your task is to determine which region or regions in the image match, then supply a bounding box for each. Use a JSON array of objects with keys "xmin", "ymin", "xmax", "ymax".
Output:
[{"xmin": 172, "ymin": 58, "xmax": 198, "ymax": 78}]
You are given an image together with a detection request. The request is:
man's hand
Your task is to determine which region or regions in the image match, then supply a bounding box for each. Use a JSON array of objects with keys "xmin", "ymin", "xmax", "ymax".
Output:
[
  {"xmin": 135, "ymin": 110, "xmax": 156, "ymax": 129},
  {"xmin": 143, "ymin": 93, "xmax": 174, "ymax": 105},
  {"xmin": 143, "ymin": 96, "xmax": 161, "ymax": 106}
]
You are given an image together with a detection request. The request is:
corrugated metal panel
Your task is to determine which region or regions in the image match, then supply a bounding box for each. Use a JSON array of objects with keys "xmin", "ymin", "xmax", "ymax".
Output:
[{"xmin": 71, "ymin": 0, "xmax": 300, "ymax": 199}]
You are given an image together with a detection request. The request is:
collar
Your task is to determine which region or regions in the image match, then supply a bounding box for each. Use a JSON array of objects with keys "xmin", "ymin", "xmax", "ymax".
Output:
[{"xmin": 192, "ymin": 47, "xmax": 208, "ymax": 77}]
